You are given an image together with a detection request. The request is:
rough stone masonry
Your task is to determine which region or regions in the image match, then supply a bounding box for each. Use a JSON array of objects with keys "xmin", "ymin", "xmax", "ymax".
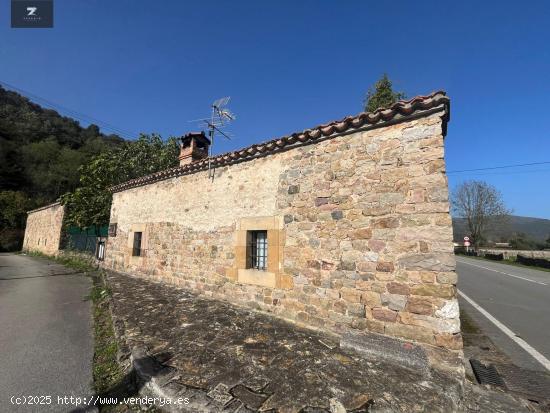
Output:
[
  {"xmin": 22, "ymin": 201, "xmax": 65, "ymax": 255},
  {"xmin": 104, "ymin": 91, "xmax": 463, "ymax": 375}
]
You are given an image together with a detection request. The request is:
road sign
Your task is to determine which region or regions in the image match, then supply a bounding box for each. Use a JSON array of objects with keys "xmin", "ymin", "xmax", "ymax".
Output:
[
  {"xmin": 464, "ymin": 236, "xmax": 470, "ymax": 241},
  {"xmin": 464, "ymin": 241, "xmax": 471, "ymax": 247}
]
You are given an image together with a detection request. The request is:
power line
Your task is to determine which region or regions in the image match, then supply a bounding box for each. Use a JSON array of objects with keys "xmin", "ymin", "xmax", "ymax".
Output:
[
  {"xmin": 0, "ymin": 80, "xmax": 136, "ymax": 139},
  {"xmin": 449, "ymin": 168, "xmax": 550, "ymax": 177},
  {"xmin": 0, "ymin": 80, "xmax": 138, "ymax": 140},
  {"xmin": 447, "ymin": 161, "xmax": 550, "ymax": 174}
]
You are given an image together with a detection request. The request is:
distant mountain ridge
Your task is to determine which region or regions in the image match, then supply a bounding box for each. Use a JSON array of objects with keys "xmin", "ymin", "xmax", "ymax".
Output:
[{"xmin": 452, "ymin": 215, "xmax": 550, "ymax": 243}]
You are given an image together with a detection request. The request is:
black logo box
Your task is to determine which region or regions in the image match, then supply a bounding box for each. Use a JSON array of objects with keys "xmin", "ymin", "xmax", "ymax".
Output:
[{"xmin": 11, "ymin": 0, "xmax": 54, "ymax": 28}]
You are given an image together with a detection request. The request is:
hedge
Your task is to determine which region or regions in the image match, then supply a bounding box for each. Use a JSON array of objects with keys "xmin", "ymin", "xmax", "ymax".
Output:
[{"xmin": 516, "ymin": 255, "xmax": 550, "ymax": 269}]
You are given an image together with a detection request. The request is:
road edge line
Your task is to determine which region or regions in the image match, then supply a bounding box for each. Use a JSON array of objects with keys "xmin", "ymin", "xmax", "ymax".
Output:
[
  {"xmin": 458, "ymin": 290, "xmax": 550, "ymax": 372},
  {"xmin": 456, "ymin": 258, "xmax": 548, "ymax": 286}
]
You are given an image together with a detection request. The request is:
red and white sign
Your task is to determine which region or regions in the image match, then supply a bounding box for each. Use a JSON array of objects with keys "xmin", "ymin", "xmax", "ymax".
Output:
[
  {"xmin": 464, "ymin": 241, "xmax": 471, "ymax": 247},
  {"xmin": 463, "ymin": 236, "xmax": 470, "ymax": 241}
]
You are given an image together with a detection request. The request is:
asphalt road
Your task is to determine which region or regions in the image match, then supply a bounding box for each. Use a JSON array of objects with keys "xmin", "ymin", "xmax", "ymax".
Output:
[
  {"xmin": 0, "ymin": 253, "xmax": 94, "ymax": 412},
  {"xmin": 457, "ymin": 256, "xmax": 550, "ymax": 372}
]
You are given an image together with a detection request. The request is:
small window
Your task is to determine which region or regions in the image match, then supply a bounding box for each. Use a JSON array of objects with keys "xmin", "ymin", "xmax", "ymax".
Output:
[
  {"xmin": 132, "ymin": 232, "xmax": 143, "ymax": 257},
  {"xmin": 247, "ymin": 230, "xmax": 268, "ymax": 270},
  {"xmin": 108, "ymin": 223, "xmax": 117, "ymax": 237}
]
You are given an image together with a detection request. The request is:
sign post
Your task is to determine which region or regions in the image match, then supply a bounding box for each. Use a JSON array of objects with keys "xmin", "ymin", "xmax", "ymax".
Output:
[{"xmin": 464, "ymin": 236, "xmax": 471, "ymax": 253}]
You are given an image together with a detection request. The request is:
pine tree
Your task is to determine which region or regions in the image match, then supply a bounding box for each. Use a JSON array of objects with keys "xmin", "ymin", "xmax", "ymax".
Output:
[{"xmin": 364, "ymin": 74, "xmax": 406, "ymax": 112}]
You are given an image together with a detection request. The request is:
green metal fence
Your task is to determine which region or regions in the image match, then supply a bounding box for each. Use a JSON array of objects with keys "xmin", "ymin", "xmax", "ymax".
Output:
[{"xmin": 62, "ymin": 225, "xmax": 108, "ymax": 255}]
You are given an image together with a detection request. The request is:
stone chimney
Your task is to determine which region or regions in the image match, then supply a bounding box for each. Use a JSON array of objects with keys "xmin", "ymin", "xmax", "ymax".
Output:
[{"xmin": 178, "ymin": 132, "xmax": 211, "ymax": 166}]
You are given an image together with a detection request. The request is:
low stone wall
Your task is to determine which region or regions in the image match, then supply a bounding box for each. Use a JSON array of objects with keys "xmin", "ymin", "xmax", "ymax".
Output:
[
  {"xmin": 105, "ymin": 100, "xmax": 462, "ymax": 373},
  {"xmin": 479, "ymin": 249, "xmax": 550, "ymax": 260},
  {"xmin": 22, "ymin": 202, "xmax": 65, "ymax": 255}
]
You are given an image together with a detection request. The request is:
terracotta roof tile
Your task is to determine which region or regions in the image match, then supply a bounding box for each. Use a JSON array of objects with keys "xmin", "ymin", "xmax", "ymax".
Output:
[{"xmin": 110, "ymin": 91, "xmax": 449, "ymax": 193}]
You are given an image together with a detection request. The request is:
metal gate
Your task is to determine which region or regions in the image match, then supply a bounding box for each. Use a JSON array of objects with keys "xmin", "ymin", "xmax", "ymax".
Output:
[{"xmin": 62, "ymin": 225, "xmax": 108, "ymax": 256}]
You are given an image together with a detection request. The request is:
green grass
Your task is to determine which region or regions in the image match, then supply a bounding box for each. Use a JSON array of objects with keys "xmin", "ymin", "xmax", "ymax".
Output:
[
  {"xmin": 90, "ymin": 271, "xmax": 160, "ymax": 412},
  {"xmin": 457, "ymin": 253, "xmax": 550, "ymax": 273},
  {"xmin": 25, "ymin": 250, "xmax": 97, "ymax": 272},
  {"xmin": 89, "ymin": 273, "xmax": 124, "ymax": 397}
]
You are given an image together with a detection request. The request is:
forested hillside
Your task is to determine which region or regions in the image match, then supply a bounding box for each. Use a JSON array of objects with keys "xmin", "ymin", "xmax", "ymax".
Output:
[
  {"xmin": 0, "ymin": 85, "xmax": 125, "ymax": 250},
  {"xmin": 452, "ymin": 216, "xmax": 550, "ymax": 249}
]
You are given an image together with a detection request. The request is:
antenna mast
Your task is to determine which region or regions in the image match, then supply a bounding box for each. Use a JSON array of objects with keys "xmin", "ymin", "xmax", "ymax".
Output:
[{"xmin": 190, "ymin": 97, "xmax": 236, "ymax": 178}]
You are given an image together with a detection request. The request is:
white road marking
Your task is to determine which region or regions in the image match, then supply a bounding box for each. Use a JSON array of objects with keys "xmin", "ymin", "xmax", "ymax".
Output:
[
  {"xmin": 456, "ymin": 258, "xmax": 548, "ymax": 286},
  {"xmin": 458, "ymin": 290, "xmax": 550, "ymax": 372}
]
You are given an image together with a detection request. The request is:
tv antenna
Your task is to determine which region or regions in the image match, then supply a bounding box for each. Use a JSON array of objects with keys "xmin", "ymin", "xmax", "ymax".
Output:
[{"xmin": 190, "ymin": 97, "xmax": 236, "ymax": 178}]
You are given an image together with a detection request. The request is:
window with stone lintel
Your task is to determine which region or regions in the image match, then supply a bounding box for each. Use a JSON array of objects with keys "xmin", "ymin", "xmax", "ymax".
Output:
[
  {"xmin": 247, "ymin": 230, "xmax": 268, "ymax": 270},
  {"xmin": 228, "ymin": 216, "xmax": 293, "ymax": 289}
]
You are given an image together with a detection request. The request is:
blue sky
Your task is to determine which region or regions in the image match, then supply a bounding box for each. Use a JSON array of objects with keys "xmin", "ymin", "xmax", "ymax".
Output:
[{"xmin": 1, "ymin": 1, "xmax": 549, "ymax": 218}]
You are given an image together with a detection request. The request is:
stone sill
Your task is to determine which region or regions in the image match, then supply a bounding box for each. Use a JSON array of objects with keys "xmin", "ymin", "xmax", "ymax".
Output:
[{"xmin": 237, "ymin": 268, "xmax": 276, "ymax": 288}]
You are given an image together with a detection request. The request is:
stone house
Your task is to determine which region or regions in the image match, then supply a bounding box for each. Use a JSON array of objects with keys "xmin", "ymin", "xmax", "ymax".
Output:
[
  {"xmin": 22, "ymin": 201, "xmax": 65, "ymax": 255},
  {"xmin": 105, "ymin": 91, "xmax": 462, "ymax": 373}
]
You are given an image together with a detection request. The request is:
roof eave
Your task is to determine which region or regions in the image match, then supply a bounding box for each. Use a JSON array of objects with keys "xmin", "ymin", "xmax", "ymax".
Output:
[{"xmin": 110, "ymin": 91, "xmax": 450, "ymax": 194}]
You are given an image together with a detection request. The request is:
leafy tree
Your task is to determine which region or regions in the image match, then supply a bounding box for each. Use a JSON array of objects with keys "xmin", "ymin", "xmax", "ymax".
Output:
[
  {"xmin": 451, "ymin": 180, "xmax": 511, "ymax": 247},
  {"xmin": 364, "ymin": 74, "xmax": 406, "ymax": 112},
  {"xmin": 0, "ymin": 191, "xmax": 34, "ymax": 229},
  {"xmin": 0, "ymin": 191, "xmax": 37, "ymax": 251},
  {"xmin": 0, "ymin": 138, "xmax": 24, "ymax": 190},
  {"xmin": 19, "ymin": 138, "xmax": 87, "ymax": 199},
  {"xmin": 61, "ymin": 134, "xmax": 179, "ymax": 228}
]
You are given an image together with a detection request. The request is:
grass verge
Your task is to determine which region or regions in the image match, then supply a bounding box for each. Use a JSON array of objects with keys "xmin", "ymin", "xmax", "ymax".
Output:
[
  {"xmin": 90, "ymin": 272, "xmax": 159, "ymax": 412},
  {"xmin": 24, "ymin": 250, "xmax": 97, "ymax": 272},
  {"xmin": 89, "ymin": 273, "xmax": 124, "ymax": 399},
  {"xmin": 89, "ymin": 270, "xmax": 158, "ymax": 413}
]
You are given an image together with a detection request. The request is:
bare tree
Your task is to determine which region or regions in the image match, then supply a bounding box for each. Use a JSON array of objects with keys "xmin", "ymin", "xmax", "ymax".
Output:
[{"xmin": 451, "ymin": 180, "xmax": 511, "ymax": 247}]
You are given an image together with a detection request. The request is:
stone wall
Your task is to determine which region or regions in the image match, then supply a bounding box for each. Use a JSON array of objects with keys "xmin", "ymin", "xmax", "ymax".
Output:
[
  {"xmin": 22, "ymin": 202, "xmax": 65, "ymax": 255},
  {"xmin": 105, "ymin": 111, "xmax": 461, "ymax": 370}
]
